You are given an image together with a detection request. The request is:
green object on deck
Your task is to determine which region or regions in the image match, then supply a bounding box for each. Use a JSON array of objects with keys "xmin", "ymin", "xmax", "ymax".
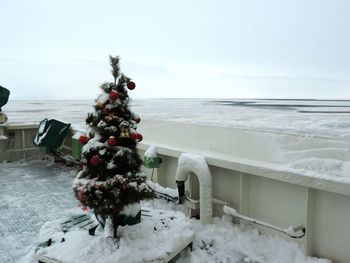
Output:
[
  {"xmin": 71, "ymin": 136, "xmax": 82, "ymax": 160},
  {"xmin": 39, "ymin": 147, "xmax": 50, "ymax": 155},
  {"xmin": 117, "ymin": 210, "xmax": 142, "ymax": 226},
  {"xmin": 0, "ymin": 85, "xmax": 10, "ymax": 111},
  {"xmin": 143, "ymin": 156, "xmax": 161, "ymax": 168},
  {"xmin": 33, "ymin": 119, "xmax": 71, "ymax": 149}
]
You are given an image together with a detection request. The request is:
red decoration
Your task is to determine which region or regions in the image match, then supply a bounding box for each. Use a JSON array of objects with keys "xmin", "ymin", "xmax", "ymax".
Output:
[
  {"xmin": 90, "ymin": 155, "xmax": 101, "ymax": 166},
  {"xmin": 79, "ymin": 135, "xmax": 89, "ymax": 145},
  {"xmin": 109, "ymin": 90, "xmax": 119, "ymax": 101},
  {"xmin": 127, "ymin": 81, "xmax": 136, "ymax": 90},
  {"xmin": 108, "ymin": 136, "xmax": 117, "ymax": 146},
  {"xmin": 79, "ymin": 162, "xmax": 84, "ymax": 170},
  {"xmin": 130, "ymin": 132, "xmax": 143, "ymax": 142},
  {"xmin": 76, "ymin": 189, "xmax": 87, "ymax": 206},
  {"xmin": 130, "ymin": 132, "xmax": 138, "ymax": 141}
]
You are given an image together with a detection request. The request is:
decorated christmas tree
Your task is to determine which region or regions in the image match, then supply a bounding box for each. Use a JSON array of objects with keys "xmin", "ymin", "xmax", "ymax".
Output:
[{"xmin": 73, "ymin": 56, "xmax": 152, "ymax": 238}]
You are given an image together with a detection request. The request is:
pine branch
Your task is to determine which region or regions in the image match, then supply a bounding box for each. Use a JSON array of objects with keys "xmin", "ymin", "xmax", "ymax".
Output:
[{"xmin": 109, "ymin": 55, "xmax": 121, "ymax": 84}]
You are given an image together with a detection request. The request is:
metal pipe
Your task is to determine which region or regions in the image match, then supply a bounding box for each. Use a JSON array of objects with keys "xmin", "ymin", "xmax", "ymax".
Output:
[{"xmin": 175, "ymin": 153, "xmax": 213, "ymax": 224}]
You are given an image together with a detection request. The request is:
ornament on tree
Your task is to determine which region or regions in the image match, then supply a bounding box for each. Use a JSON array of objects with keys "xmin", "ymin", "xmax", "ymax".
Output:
[
  {"xmin": 130, "ymin": 132, "xmax": 143, "ymax": 142},
  {"xmin": 133, "ymin": 114, "xmax": 141, "ymax": 123},
  {"xmin": 90, "ymin": 155, "xmax": 102, "ymax": 166},
  {"xmin": 79, "ymin": 161, "xmax": 84, "ymax": 170},
  {"xmin": 109, "ymin": 90, "xmax": 119, "ymax": 101},
  {"xmin": 127, "ymin": 81, "xmax": 136, "ymax": 90},
  {"xmin": 120, "ymin": 127, "xmax": 130, "ymax": 138},
  {"xmin": 108, "ymin": 136, "xmax": 117, "ymax": 146},
  {"xmin": 76, "ymin": 188, "xmax": 87, "ymax": 206},
  {"xmin": 79, "ymin": 135, "xmax": 89, "ymax": 145},
  {"xmin": 96, "ymin": 101, "xmax": 105, "ymax": 110},
  {"xmin": 73, "ymin": 56, "xmax": 152, "ymax": 239},
  {"xmin": 104, "ymin": 113, "xmax": 115, "ymax": 122}
]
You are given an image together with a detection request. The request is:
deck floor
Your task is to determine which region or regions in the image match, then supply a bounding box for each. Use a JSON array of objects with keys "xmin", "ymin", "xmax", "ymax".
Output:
[
  {"xmin": 0, "ymin": 160, "xmax": 331, "ymax": 263},
  {"xmin": 0, "ymin": 160, "xmax": 78, "ymax": 263}
]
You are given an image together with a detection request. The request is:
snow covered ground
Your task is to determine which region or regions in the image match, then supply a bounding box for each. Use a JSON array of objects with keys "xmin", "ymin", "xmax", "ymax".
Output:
[
  {"xmin": 4, "ymin": 99, "xmax": 350, "ymax": 137},
  {"xmin": 0, "ymin": 161, "xmax": 330, "ymax": 263}
]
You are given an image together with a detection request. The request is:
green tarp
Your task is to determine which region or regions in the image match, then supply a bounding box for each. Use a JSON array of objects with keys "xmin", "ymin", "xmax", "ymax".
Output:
[
  {"xmin": 0, "ymin": 86, "xmax": 10, "ymax": 111},
  {"xmin": 33, "ymin": 119, "xmax": 71, "ymax": 149}
]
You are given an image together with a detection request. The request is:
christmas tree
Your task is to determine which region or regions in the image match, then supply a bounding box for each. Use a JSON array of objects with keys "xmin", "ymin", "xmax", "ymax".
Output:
[{"xmin": 73, "ymin": 56, "xmax": 152, "ymax": 237}]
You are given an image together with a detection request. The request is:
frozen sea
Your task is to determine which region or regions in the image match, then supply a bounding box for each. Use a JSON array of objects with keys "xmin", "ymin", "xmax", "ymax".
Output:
[{"xmin": 3, "ymin": 98, "xmax": 350, "ymax": 137}]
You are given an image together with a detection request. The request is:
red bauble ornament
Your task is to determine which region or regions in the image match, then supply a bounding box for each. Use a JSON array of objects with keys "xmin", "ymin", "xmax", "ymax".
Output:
[
  {"xmin": 108, "ymin": 136, "xmax": 117, "ymax": 146},
  {"xmin": 130, "ymin": 132, "xmax": 143, "ymax": 142},
  {"xmin": 130, "ymin": 132, "xmax": 138, "ymax": 141},
  {"xmin": 90, "ymin": 155, "xmax": 101, "ymax": 166},
  {"xmin": 109, "ymin": 90, "xmax": 119, "ymax": 101},
  {"xmin": 127, "ymin": 81, "xmax": 136, "ymax": 90},
  {"xmin": 79, "ymin": 135, "xmax": 89, "ymax": 145}
]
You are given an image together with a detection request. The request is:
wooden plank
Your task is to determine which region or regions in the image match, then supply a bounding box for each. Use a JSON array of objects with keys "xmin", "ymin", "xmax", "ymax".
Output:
[
  {"xmin": 35, "ymin": 254, "xmax": 63, "ymax": 263},
  {"xmin": 150, "ymin": 239, "xmax": 193, "ymax": 263}
]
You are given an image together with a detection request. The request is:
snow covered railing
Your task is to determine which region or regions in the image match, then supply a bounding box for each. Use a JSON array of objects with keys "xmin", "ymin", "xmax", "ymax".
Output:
[
  {"xmin": 138, "ymin": 141, "xmax": 350, "ymax": 261},
  {"xmin": 138, "ymin": 142, "xmax": 350, "ymax": 198}
]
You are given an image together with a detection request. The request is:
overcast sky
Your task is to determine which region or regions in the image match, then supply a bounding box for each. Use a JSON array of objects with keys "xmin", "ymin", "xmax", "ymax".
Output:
[{"xmin": 1, "ymin": 0, "xmax": 349, "ymax": 99}]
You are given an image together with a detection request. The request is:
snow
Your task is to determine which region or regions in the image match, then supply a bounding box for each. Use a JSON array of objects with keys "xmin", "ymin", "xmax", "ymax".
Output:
[
  {"xmin": 72, "ymin": 131, "xmax": 84, "ymax": 140},
  {"xmin": 144, "ymin": 145, "xmax": 158, "ymax": 158},
  {"xmin": 176, "ymin": 153, "xmax": 213, "ymax": 224},
  {"xmin": 97, "ymin": 93, "xmax": 110, "ymax": 104},
  {"xmin": 222, "ymin": 206, "xmax": 305, "ymax": 239},
  {"xmin": 34, "ymin": 200, "xmax": 330, "ymax": 263},
  {"xmin": 288, "ymin": 157, "xmax": 350, "ymax": 179},
  {"xmin": 82, "ymin": 138, "xmax": 104, "ymax": 153},
  {"xmin": 119, "ymin": 202, "xmax": 141, "ymax": 217},
  {"xmin": 2, "ymin": 161, "xmax": 331, "ymax": 263},
  {"xmin": 5, "ymin": 99, "xmax": 350, "ymax": 137},
  {"xmin": 147, "ymin": 180, "xmax": 179, "ymax": 199},
  {"xmin": 4, "ymin": 99, "xmax": 350, "ymax": 183},
  {"xmin": 284, "ymin": 226, "xmax": 301, "ymax": 237},
  {"xmin": 177, "ymin": 216, "xmax": 330, "ymax": 263},
  {"xmin": 223, "ymin": 205, "xmax": 239, "ymax": 217},
  {"xmin": 35, "ymin": 207, "xmax": 194, "ymax": 263},
  {"xmin": 0, "ymin": 135, "xmax": 7, "ymax": 140},
  {"xmin": 99, "ymin": 148, "xmax": 107, "ymax": 155},
  {"xmin": 104, "ymin": 217, "xmax": 114, "ymax": 238}
]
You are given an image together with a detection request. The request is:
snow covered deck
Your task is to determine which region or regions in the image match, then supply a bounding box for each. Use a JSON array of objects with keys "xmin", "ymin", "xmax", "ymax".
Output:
[
  {"xmin": 0, "ymin": 160, "xmax": 331, "ymax": 263},
  {"xmin": 0, "ymin": 160, "xmax": 77, "ymax": 263}
]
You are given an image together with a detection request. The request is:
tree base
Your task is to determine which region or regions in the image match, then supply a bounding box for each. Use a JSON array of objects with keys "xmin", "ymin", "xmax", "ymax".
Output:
[{"xmin": 95, "ymin": 202, "xmax": 142, "ymax": 238}]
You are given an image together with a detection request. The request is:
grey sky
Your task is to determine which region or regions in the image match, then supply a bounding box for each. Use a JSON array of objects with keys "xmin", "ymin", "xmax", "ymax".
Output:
[{"xmin": 1, "ymin": 0, "xmax": 349, "ymax": 99}]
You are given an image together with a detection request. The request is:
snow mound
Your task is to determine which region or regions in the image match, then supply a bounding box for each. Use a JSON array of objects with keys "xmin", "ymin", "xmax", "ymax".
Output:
[
  {"xmin": 289, "ymin": 157, "xmax": 350, "ymax": 179},
  {"xmin": 177, "ymin": 216, "xmax": 331, "ymax": 263},
  {"xmin": 144, "ymin": 145, "xmax": 158, "ymax": 158},
  {"xmin": 35, "ymin": 208, "xmax": 194, "ymax": 263}
]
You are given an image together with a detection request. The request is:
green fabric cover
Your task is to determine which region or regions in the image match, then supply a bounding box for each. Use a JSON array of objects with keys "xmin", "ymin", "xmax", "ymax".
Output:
[
  {"xmin": 33, "ymin": 118, "xmax": 71, "ymax": 148},
  {"xmin": 0, "ymin": 86, "xmax": 10, "ymax": 110}
]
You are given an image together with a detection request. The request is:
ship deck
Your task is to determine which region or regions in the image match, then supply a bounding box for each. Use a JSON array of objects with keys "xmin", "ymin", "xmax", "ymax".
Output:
[
  {"xmin": 0, "ymin": 160, "xmax": 77, "ymax": 263},
  {"xmin": 0, "ymin": 160, "xmax": 332, "ymax": 263}
]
